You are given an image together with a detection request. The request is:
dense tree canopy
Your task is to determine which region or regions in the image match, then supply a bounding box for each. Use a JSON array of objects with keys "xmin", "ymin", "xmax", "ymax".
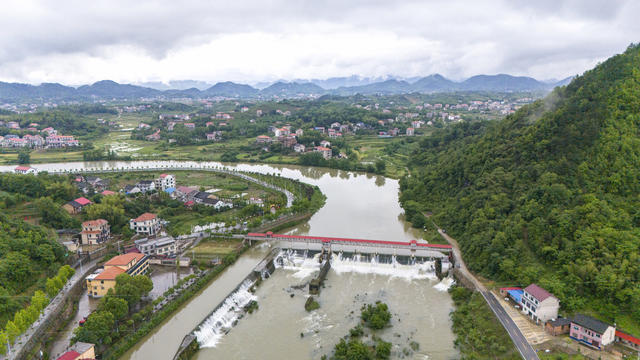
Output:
[{"xmin": 401, "ymin": 44, "xmax": 640, "ymax": 324}]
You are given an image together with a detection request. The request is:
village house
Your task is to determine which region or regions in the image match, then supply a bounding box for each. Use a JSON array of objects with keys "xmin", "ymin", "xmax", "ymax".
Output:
[
  {"xmin": 123, "ymin": 184, "xmax": 141, "ymax": 195},
  {"xmin": 14, "ymin": 165, "xmax": 37, "ymax": 174},
  {"xmin": 315, "ymin": 146, "xmax": 332, "ymax": 159},
  {"xmin": 175, "ymin": 185, "xmax": 198, "ymax": 201},
  {"xmin": 154, "ymin": 174, "xmax": 176, "ymax": 192},
  {"xmin": 293, "ymin": 143, "xmax": 306, "ymax": 153},
  {"xmin": 63, "ymin": 197, "xmax": 92, "ymax": 215},
  {"xmin": 295, "ymin": 128, "xmax": 304, "ymax": 136},
  {"xmin": 56, "ymin": 341, "xmax": 96, "ymax": 360},
  {"xmin": 615, "ymin": 330, "xmax": 640, "ymax": 351},
  {"xmin": 520, "ymin": 284, "xmax": 559, "ymax": 323},
  {"xmin": 145, "ymin": 129, "xmax": 161, "ymax": 141},
  {"xmin": 570, "ymin": 314, "xmax": 616, "ymax": 350},
  {"xmin": 406, "ymin": 127, "xmax": 415, "ymax": 136},
  {"xmin": 320, "ymin": 140, "xmax": 331, "ymax": 148},
  {"xmin": 256, "ymin": 135, "xmax": 272, "ymax": 144},
  {"xmin": 184, "ymin": 123, "xmax": 196, "ymax": 130},
  {"xmin": 545, "ymin": 318, "xmax": 572, "ymax": 336},
  {"xmin": 86, "ymin": 253, "xmax": 148, "ymax": 297},
  {"xmin": 282, "ymin": 135, "xmax": 297, "ymax": 148},
  {"xmin": 206, "ymin": 131, "xmax": 222, "ymax": 141},
  {"xmin": 129, "ymin": 212, "xmax": 161, "ymax": 236},
  {"xmin": 136, "ymin": 180, "xmax": 156, "ymax": 193},
  {"xmin": 80, "ymin": 219, "xmax": 110, "ymax": 245},
  {"xmin": 134, "ymin": 236, "xmax": 176, "ymax": 257}
]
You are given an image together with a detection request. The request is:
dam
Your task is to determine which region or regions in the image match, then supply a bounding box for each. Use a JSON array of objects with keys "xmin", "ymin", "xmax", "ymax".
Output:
[{"xmin": 177, "ymin": 234, "xmax": 455, "ymax": 359}]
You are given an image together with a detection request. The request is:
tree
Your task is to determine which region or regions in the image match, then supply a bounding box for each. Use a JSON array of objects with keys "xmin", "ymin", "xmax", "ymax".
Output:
[
  {"xmin": 114, "ymin": 274, "xmax": 153, "ymax": 306},
  {"xmin": 99, "ymin": 296, "xmax": 128, "ymax": 320},
  {"xmin": 73, "ymin": 310, "xmax": 115, "ymax": 345},
  {"xmin": 374, "ymin": 159, "xmax": 386, "ymax": 174},
  {"xmin": 17, "ymin": 150, "xmax": 30, "ymax": 164}
]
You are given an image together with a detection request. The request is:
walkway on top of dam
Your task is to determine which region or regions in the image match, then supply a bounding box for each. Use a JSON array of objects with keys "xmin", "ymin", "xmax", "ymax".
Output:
[{"xmin": 245, "ymin": 232, "xmax": 453, "ymax": 258}]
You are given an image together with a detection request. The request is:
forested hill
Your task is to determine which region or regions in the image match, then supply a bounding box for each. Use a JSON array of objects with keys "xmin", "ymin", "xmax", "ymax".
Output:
[{"xmin": 400, "ymin": 44, "xmax": 640, "ymax": 326}]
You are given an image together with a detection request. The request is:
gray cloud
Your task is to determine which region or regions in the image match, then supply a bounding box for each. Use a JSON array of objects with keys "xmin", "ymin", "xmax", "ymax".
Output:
[{"xmin": 0, "ymin": 0, "xmax": 637, "ymax": 84}]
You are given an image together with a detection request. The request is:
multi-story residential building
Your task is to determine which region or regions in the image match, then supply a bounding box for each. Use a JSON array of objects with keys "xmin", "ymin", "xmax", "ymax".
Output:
[
  {"xmin": 293, "ymin": 143, "xmax": 306, "ymax": 153},
  {"xmin": 80, "ymin": 219, "xmax": 110, "ymax": 245},
  {"xmin": 134, "ymin": 236, "xmax": 176, "ymax": 257},
  {"xmin": 86, "ymin": 253, "xmax": 148, "ymax": 297},
  {"xmin": 520, "ymin": 284, "xmax": 560, "ymax": 323},
  {"xmin": 46, "ymin": 135, "xmax": 79, "ymax": 148},
  {"xmin": 129, "ymin": 213, "xmax": 161, "ymax": 236},
  {"xmin": 570, "ymin": 314, "xmax": 616, "ymax": 350},
  {"xmin": 406, "ymin": 127, "xmax": 415, "ymax": 136},
  {"xmin": 154, "ymin": 174, "xmax": 176, "ymax": 192}
]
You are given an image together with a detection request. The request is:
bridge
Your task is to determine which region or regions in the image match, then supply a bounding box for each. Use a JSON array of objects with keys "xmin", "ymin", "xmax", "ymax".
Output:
[{"xmin": 245, "ymin": 232, "xmax": 453, "ymax": 259}]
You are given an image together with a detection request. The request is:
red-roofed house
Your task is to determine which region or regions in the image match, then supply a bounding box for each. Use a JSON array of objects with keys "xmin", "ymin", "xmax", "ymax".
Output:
[
  {"xmin": 86, "ymin": 252, "xmax": 148, "ymax": 297},
  {"xmin": 62, "ymin": 197, "xmax": 92, "ymax": 214},
  {"xmin": 14, "ymin": 165, "xmax": 37, "ymax": 174},
  {"xmin": 129, "ymin": 212, "xmax": 160, "ymax": 236},
  {"xmin": 314, "ymin": 146, "xmax": 332, "ymax": 159},
  {"xmin": 520, "ymin": 284, "xmax": 559, "ymax": 323},
  {"xmin": 101, "ymin": 190, "xmax": 116, "ymax": 196},
  {"xmin": 80, "ymin": 219, "xmax": 110, "ymax": 245},
  {"xmin": 616, "ymin": 330, "xmax": 640, "ymax": 351}
]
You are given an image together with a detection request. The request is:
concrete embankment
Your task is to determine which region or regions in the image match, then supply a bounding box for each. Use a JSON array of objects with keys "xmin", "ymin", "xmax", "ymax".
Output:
[{"xmin": 173, "ymin": 248, "xmax": 280, "ymax": 360}]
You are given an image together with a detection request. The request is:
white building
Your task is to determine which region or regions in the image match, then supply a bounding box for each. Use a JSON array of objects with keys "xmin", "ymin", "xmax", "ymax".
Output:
[
  {"xmin": 136, "ymin": 180, "xmax": 156, "ymax": 193},
  {"xmin": 129, "ymin": 213, "xmax": 161, "ymax": 236},
  {"xmin": 135, "ymin": 236, "xmax": 176, "ymax": 257},
  {"xmin": 520, "ymin": 284, "xmax": 560, "ymax": 323},
  {"xmin": 14, "ymin": 166, "xmax": 38, "ymax": 174},
  {"xmin": 154, "ymin": 174, "xmax": 176, "ymax": 192}
]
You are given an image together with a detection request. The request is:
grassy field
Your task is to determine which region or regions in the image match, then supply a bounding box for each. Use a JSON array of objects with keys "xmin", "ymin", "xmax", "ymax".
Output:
[{"xmin": 187, "ymin": 237, "xmax": 243, "ymax": 262}]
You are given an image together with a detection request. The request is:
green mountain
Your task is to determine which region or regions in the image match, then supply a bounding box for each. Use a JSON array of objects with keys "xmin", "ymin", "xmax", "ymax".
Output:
[{"xmin": 400, "ymin": 44, "xmax": 640, "ymax": 325}]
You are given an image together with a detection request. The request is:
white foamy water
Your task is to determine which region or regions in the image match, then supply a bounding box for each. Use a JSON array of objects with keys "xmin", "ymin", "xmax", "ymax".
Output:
[
  {"xmin": 433, "ymin": 277, "xmax": 455, "ymax": 292},
  {"xmin": 274, "ymin": 250, "xmax": 445, "ymax": 281},
  {"xmin": 194, "ymin": 279, "xmax": 257, "ymax": 348}
]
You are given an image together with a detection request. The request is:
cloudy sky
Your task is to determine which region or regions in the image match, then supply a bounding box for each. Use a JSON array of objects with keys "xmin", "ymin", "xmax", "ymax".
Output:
[{"xmin": 0, "ymin": 0, "xmax": 638, "ymax": 86}]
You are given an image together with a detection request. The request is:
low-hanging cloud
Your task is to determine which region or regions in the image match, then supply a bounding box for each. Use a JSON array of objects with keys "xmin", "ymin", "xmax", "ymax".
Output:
[{"xmin": 0, "ymin": 0, "xmax": 638, "ymax": 85}]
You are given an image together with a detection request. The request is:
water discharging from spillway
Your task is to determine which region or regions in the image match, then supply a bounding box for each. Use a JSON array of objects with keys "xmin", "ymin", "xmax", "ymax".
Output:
[
  {"xmin": 194, "ymin": 249, "xmax": 458, "ymax": 359},
  {"xmin": 193, "ymin": 279, "xmax": 257, "ymax": 348}
]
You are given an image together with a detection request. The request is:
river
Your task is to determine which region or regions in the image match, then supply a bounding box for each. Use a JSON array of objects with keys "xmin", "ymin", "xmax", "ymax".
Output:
[{"xmin": 2, "ymin": 161, "xmax": 457, "ymax": 359}]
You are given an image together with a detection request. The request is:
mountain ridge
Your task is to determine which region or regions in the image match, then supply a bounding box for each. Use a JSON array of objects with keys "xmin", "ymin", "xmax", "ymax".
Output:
[{"xmin": 0, "ymin": 74, "xmax": 568, "ymax": 102}]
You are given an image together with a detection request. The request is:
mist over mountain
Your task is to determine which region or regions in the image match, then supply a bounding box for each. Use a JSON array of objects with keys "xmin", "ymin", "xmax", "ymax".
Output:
[{"xmin": 0, "ymin": 73, "xmax": 569, "ymax": 102}]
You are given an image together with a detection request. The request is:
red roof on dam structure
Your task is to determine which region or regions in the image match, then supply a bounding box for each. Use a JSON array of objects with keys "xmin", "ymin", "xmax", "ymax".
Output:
[{"xmin": 246, "ymin": 233, "xmax": 452, "ymax": 250}]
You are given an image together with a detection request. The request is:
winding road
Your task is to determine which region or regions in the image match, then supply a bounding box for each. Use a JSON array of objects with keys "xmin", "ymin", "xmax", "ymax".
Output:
[{"xmin": 436, "ymin": 228, "xmax": 539, "ymax": 360}]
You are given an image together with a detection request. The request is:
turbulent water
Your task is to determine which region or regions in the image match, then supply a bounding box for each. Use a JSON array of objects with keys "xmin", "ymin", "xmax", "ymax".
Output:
[
  {"xmin": 194, "ymin": 279, "xmax": 257, "ymax": 348},
  {"xmin": 194, "ymin": 249, "xmax": 458, "ymax": 359}
]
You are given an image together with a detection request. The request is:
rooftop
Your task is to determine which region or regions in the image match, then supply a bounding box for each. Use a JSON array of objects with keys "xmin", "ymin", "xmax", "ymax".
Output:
[
  {"xmin": 524, "ymin": 283, "xmax": 554, "ymax": 301},
  {"xmin": 104, "ymin": 252, "xmax": 145, "ymax": 267},
  {"xmin": 571, "ymin": 314, "xmax": 612, "ymax": 334},
  {"xmin": 132, "ymin": 212, "xmax": 156, "ymax": 222},
  {"xmin": 82, "ymin": 219, "xmax": 108, "ymax": 227},
  {"xmin": 74, "ymin": 197, "xmax": 92, "ymax": 206},
  {"xmin": 94, "ymin": 266, "xmax": 125, "ymax": 280},
  {"xmin": 56, "ymin": 350, "xmax": 81, "ymax": 360}
]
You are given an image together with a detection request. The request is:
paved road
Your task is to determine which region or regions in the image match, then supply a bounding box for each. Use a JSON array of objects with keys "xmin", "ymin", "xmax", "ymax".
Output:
[
  {"xmin": 482, "ymin": 291, "xmax": 540, "ymax": 360},
  {"xmin": 435, "ymin": 228, "xmax": 539, "ymax": 360},
  {"xmin": 2, "ymin": 258, "xmax": 100, "ymax": 360}
]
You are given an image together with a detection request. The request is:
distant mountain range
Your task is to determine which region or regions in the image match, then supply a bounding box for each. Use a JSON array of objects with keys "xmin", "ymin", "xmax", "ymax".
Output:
[{"xmin": 0, "ymin": 74, "xmax": 573, "ymax": 102}]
